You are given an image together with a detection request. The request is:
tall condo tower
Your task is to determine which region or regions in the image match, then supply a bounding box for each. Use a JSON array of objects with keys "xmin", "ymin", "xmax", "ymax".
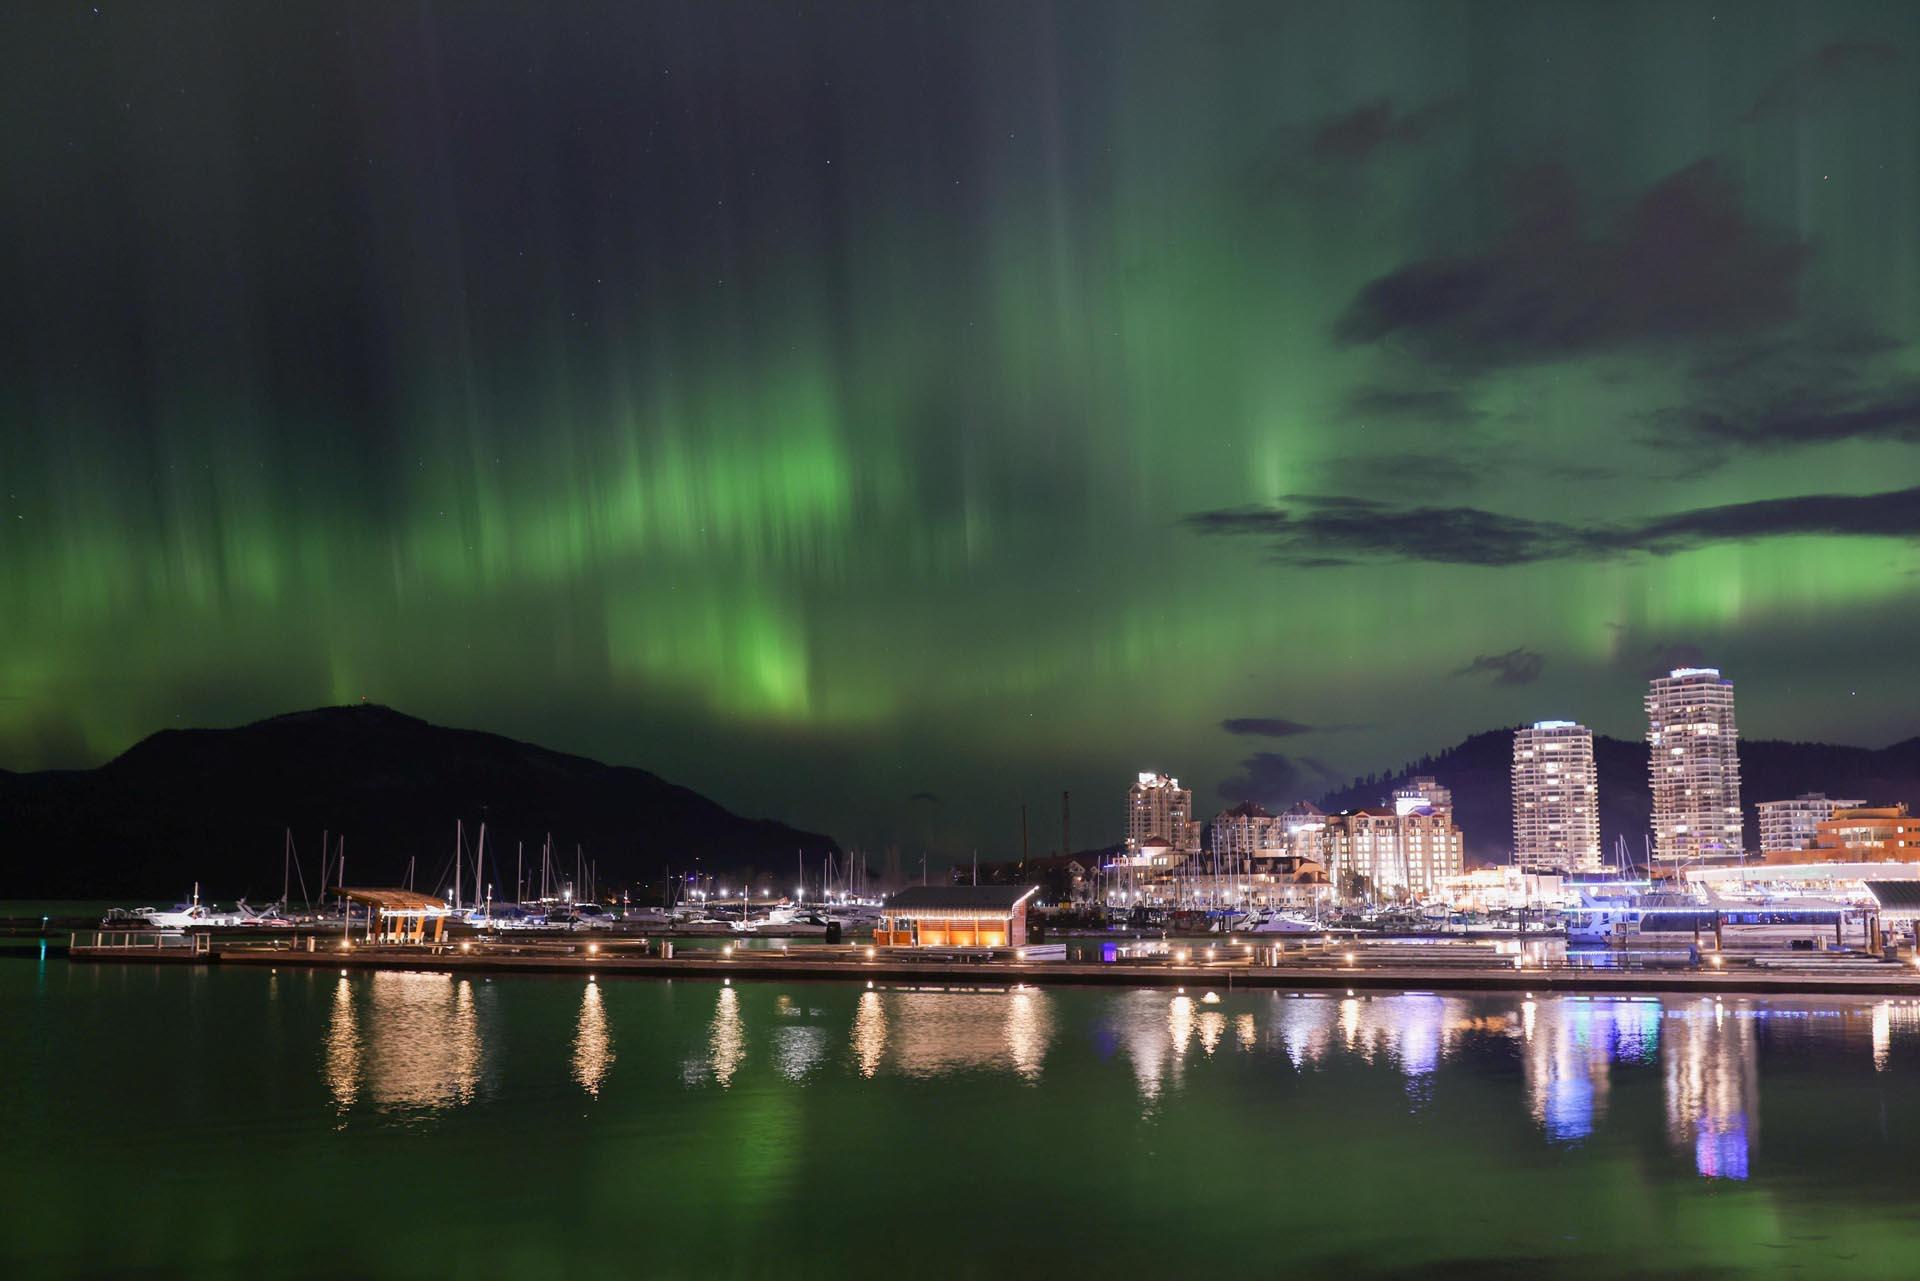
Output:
[
  {"xmin": 1646, "ymin": 668, "xmax": 1744, "ymax": 864},
  {"xmin": 1512, "ymin": 721, "xmax": 1602, "ymax": 872},
  {"xmin": 1126, "ymin": 772, "xmax": 1194, "ymax": 857}
]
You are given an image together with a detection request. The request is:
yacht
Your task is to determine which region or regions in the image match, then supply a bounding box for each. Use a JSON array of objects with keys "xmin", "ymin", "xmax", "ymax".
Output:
[
  {"xmin": 116, "ymin": 885, "xmax": 286, "ymax": 930},
  {"xmin": 737, "ymin": 904, "xmax": 832, "ymax": 936},
  {"xmin": 545, "ymin": 903, "xmax": 616, "ymax": 931},
  {"xmin": 1565, "ymin": 882, "xmax": 1655, "ymax": 945},
  {"xmin": 1243, "ymin": 909, "xmax": 1322, "ymax": 935},
  {"xmin": 1632, "ymin": 898, "xmax": 1868, "ymax": 949}
]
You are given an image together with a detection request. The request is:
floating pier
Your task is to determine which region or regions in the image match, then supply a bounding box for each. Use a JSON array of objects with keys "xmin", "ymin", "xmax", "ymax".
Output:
[{"xmin": 61, "ymin": 930, "xmax": 1920, "ymax": 997}]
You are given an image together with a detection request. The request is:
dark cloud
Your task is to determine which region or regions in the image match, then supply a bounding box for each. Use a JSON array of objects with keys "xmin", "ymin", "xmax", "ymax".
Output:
[
  {"xmin": 1214, "ymin": 751, "xmax": 1339, "ymax": 805},
  {"xmin": 1660, "ymin": 384, "xmax": 1920, "ymax": 454},
  {"xmin": 1184, "ymin": 484, "xmax": 1920, "ymax": 567},
  {"xmin": 1345, "ymin": 382, "xmax": 1484, "ymax": 427},
  {"xmin": 1187, "ymin": 497, "xmax": 1575, "ymax": 567},
  {"xmin": 1630, "ymin": 488, "xmax": 1920, "ymax": 549},
  {"xmin": 1453, "ymin": 648, "xmax": 1545, "ymax": 686},
  {"xmin": 1221, "ymin": 717, "xmax": 1314, "ymax": 737},
  {"xmin": 1252, "ymin": 94, "xmax": 1466, "ymax": 194},
  {"xmin": 1220, "ymin": 717, "xmax": 1369, "ymax": 737},
  {"xmin": 1310, "ymin": 95, "xmax": 1468, "ymax": 164},
  {"xmin": 907, "ymin": 791, "xmax": 941, "ymax": 805},
  {"xmin": 1644, "ymin": 329, "xmax": 1918, "ymax": 470},
  {"xmin": 1336, "ymin": 161, "xmax": 1809, "ymax": 369},
  {"xmin": 1742, "ymin": 43, "xmax": 1900, "ymax": 122}
]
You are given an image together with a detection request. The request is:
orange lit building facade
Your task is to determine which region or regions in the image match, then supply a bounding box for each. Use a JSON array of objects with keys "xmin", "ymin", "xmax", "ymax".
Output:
[
  {"xmin": 1764, "ymin": 805, "xmax": 1920, "ymax": 866},
  {"xmin": 873, "ymin": 885, "xmax": 1037, "ymax": 948}
]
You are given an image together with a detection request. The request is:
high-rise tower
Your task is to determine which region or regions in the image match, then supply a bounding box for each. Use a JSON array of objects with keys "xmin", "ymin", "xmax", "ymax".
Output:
[
  {"xmin": 1512, "ymin": 721, "xmax": 1602, "ymax": 872},
  {"xmin": 1646, "ymin": 668, "xmax": 1743, "ymax": 864},
  {"xmin": 1126, "ymin": 772, "xmax": 1194, "ymax": 857}
]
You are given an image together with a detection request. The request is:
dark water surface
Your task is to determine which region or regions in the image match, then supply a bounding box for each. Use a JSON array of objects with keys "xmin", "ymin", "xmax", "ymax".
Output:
[{"xmin": 8, "ymin": 952, "xmax": 1920, "ymax": 1280}]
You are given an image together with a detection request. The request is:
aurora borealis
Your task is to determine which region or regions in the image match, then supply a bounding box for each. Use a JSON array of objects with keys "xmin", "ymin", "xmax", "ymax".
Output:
[{"xmin": 3, "ymin": 2, "xmax": 1918, "ymax": 857}]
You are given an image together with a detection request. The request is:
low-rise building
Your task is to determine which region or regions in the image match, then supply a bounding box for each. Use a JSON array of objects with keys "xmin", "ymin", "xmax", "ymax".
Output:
[
  {"xmin": 1756, "ymin": 792, "xmax": 1867, "ymax": 857},
  {"xmin": 873, "ymin": 885, "xmax": 1038, "ymax": 948},
  {"xmin": 1767, "ymin": 804, "xmax": 1920, "ymax": 865}
]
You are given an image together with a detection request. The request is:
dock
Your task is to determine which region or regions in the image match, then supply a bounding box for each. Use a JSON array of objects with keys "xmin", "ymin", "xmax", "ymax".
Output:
[{"xmin": 61, "ymin": 930, "xmax": 1920, "ymax": 997}]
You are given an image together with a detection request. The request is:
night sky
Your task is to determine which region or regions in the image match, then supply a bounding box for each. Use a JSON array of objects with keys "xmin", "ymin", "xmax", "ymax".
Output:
[{"xmin": 3, "ymin": 2, "xmax": 1918, "ymax": 857}]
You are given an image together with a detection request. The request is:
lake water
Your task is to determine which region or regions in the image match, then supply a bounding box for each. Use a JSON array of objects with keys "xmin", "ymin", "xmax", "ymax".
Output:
[{"xmin": 7, "ymin": 950, "xmax": 1920, "ymax": 1279}]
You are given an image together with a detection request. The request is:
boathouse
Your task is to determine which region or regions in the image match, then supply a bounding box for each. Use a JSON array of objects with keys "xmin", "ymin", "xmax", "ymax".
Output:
[
  {"xmin": 873, "ymin": 885, "xmax": 1038, "ymax": 948},
  {"xmin": 338, "ymin": 887, "xmax": 454, "ymax": 944}
]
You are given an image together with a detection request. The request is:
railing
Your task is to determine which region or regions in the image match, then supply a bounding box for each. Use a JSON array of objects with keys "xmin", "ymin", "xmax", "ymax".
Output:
[{"xmin": 71, "ymin": 930, "xmax": 210, "ymax": 954}]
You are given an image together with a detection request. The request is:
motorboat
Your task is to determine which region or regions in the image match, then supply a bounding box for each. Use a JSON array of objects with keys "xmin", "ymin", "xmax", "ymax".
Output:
[
  {"xmin": 545, "ymin": 903, "xmax": 616, "ymax": 931},
  {"xmin": 672, "ymin": 914, "xmax": 740, "ymax": 936},
  {"xmin": 737, "ymin": 904, "xmax": 831, "ymax": 936},
  {"xmin": 1243, "ymin": 910, "xmax": 1322, "ymax": 935},
  {"xmin": 820, "ymin": 902, "xmax": 882, "ymax": 929},
  {"xmin": 117, "ymin": 885, "xmax": 286, "ymax": 930},
  {"xmin": 1566, "ymin": 883, "xmax": 1654, "ymax": 945},
  {"xmin": 1630, "ymin": 897, "xmax": 1869, "ymax": 949},
  {"xmin": 1204, "ymin": 909, "xmax": 1254, "ymax": 934}
]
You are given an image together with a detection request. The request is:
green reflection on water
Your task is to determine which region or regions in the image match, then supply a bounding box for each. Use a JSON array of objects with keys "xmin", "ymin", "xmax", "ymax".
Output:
[{"xmin": 5, "ymin": 960, "xmax": 1920, "ymax": 1280}]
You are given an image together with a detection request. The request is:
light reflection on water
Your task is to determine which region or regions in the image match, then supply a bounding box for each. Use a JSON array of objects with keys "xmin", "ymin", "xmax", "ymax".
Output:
[
  {"xmin": 324, "ymin": 971, "xmax": 485, "ymax": 1114},
  {"xmin": 312, "ymin": 973, "xmax": 1920, "ymax": 1187},
  {"xmin": 572, "ymin": 980, "xmax": 614, "ymax": 1097},
  {"xmin": 25, "ymin": 959, "xmax": 1920, "ymax": 1281},
  {"xmin": 851, "ymin": 989, "xmax": 885, "ymax": 1078}
]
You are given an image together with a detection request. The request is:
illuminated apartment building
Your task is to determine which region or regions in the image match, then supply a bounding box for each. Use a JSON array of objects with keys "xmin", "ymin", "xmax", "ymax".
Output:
[
  {"xmin": 1126, "ymin": 772, "xmax": 1195, "ymax": 856},
  {"xmin": 1512, "ymin": 721, "xmax": 1602, "ymax": 872},
  {"xmin": 1755, "ymin": 792, "xmax": 1866, "ymax": 857},
  {"xmin": 1646, "ymin": 668, "xmax": 1743, "ymax": 864},
  {"xmin": 1320, "ymin": 800, "xmax": 1463, "ymax": 900}
]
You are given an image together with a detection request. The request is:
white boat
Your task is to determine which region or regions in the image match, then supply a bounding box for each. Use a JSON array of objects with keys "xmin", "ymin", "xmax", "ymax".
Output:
[
  {"xmin": 737, "ymin": 904, "xmax": 832, "ymax": 936},
  {"xmin": 544, "ymin": 903, "xmax": 616, "ymax": 931},
  {"xmin": 672, "ymin": 916, "xmax": 740, "ymax": 936},
  {"xmin": 1566, "ymin": 882, "xmax": 1655, "ymax": 945},
  {"xmin": 126, "ymin": 884, "xmax": 284, "ymax": 930},
  {"xmin": 1630, "ymin": 897, "xmax": 1869, "ymax": 949},
  {"xmin": 820, "ymin": 903, "xmax": 882, "ymax": 930},
  {"xmin": 1244, "ymin": 909, "xmax": 1322, "ymax": 935},
  {"xmin": 1205, "ymin": 909, "xmax": 1254, "ymax": 934}
]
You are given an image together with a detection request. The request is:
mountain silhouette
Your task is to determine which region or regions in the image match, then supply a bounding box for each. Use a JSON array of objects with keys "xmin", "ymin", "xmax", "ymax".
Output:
[{"xmin": 0, "ymin": 704, "xmax": 841, "ymax": 900}]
